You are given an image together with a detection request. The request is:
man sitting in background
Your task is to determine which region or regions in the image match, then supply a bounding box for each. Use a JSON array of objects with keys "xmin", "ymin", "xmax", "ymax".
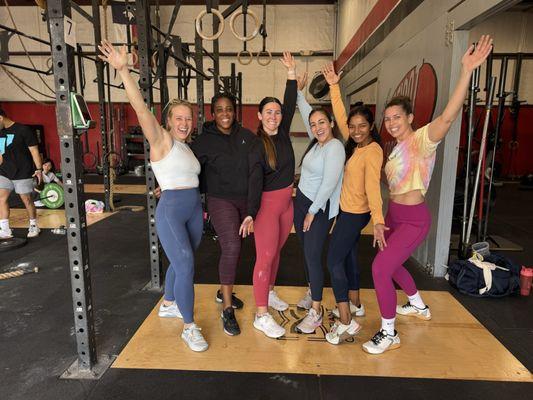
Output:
[{"xmin": 0, "ymin": 107, "xmax": 43, "ymax": 238}]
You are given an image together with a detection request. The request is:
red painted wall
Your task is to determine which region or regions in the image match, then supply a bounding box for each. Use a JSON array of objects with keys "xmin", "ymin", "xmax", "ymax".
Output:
[{"xmin": 2, "ymin": 101, "xmax": 532, "ymax": 177}]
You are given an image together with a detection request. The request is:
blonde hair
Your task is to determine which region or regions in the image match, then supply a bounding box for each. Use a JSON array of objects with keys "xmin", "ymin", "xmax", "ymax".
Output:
[{"xmin": 164, "ymin": 99, "xmax": 194, "ymax": 142}]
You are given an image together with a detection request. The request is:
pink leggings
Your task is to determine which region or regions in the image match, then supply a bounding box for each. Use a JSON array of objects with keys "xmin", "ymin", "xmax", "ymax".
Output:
[
  {"xmin": 372, "ymin": 201, "xmax": 431, "ymax": 319},
  {"xmin": 252, "ymin": 185, "xmax": 294, "ymax": 307}
]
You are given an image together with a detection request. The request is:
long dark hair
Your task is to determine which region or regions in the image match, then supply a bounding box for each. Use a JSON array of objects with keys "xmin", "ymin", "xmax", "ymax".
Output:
[
  {"xmin": 299, "ymin": 107, "xmax": 339, "ymax": 167},
  {"xmin": 257, "ymin": 96, "xmax": 282, "ymax": 170},
  {"xmin": 345, "ymin": 105, "xmax": 381, "ymax": 159}
]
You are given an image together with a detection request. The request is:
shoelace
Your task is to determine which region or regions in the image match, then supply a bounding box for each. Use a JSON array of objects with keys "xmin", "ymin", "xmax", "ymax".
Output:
[
  {"xmin": 188, "ymin": 326, "xmax": 203, "ymax": 342},
  {"xmin": 329, "ymin": 322, "xmax": 340, "ymax": 334},
  {"xmin": 371, "ymin": 330, "xmax": 387, "ymax": 345}
]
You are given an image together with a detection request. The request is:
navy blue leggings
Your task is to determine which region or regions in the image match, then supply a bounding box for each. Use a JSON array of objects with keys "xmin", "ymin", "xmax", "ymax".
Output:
[
  {"xmin": 293, "ymin": 189, "xmax": 333, "ymax": 302},
  {"xmin": 327, "ymin": 209, "xmax": 370, "ymax": 303},
  {"xmin": 156, "ymin": 188, "xmax": 203, "ymax": 324}
]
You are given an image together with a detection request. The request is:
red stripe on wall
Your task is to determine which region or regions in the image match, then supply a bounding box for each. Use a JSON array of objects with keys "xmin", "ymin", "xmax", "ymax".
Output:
[{"xmin": 335, "ymin": 0, "xmax": 400, "ymax": 71}]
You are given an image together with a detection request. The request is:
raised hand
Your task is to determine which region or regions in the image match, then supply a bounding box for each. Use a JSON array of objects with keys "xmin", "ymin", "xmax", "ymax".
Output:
[
  {"xmin": 279, "ymin": 51, "xmax": 296, "ymax": 72},
  {"xmin": 321, "ymin": 62, "xmax": 341, "ymax": 86},
  {"xmin": 297, "ymin": 71, "xmax": 309, "ymax": 91},
  {"xmin": 98, "ymin": 40, "xmax": 128, "ymax": 72},
  {"xmin": 462, "ymin": 35, "xmax": 493, "ymax": 73}
]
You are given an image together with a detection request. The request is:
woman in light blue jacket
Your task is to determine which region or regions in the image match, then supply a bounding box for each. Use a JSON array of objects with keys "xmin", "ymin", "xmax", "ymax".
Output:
[{"xmin": 293, "ymin": 86, "xmax": 345, "ymax": 334}]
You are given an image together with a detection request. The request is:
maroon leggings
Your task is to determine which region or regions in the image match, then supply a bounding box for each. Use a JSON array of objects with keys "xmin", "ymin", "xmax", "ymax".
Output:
[
  {"xmin": 252, "ymin": 185, "xmax": 294, "ymax": 307},
  {"xmin": 207, "ymin": 196, "xmax": 247, "ymax": 285}
]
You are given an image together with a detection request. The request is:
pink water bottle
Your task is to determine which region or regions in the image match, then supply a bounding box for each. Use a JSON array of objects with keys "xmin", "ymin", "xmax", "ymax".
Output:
[{"xmin": 520, "ymin": 267, "xmax": 533, "ymax": 296}]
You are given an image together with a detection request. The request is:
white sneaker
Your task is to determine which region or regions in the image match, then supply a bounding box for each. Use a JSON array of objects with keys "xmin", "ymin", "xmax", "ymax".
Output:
[
  {"xmin": 0, "ymin": 228, "xmax": 13, "ymax": 239},
  {"xmin": 181, "ymin": 324, "xmax": 209, "ymax": 352},
  {"xmin": 158, "ymin": 302, "xmax": 183, "ymax": 319},
  {"xmin": 332, "ymin": 301, "xmax": 365, "ymax": 318},
  {"xmin": 27, "ymin": 225, "xmax": 40, "ymax": 238},
  {"xmin": 296, "ymin": 308, "xmax": 322, "ymax": 334},
  {"xmin": 396, "ymin": 302, "xmax": 432, "ymax": 320},
  {"xmin": 297, "ymin": 288, "xmax": 312, "ymax": 310},
  {"xmin": 325, "ymin": 318, "xmax": 362, "ymax": 345},
  {"xmin": 362, "ymin": 329, "xmax": 401, "ymax": 354},
  {"xmin": 268, "ymin": 290, "xmax": 288, "ymax": 311},
  {"xmin": 34, "ymin": 200, "xmax": 44, "ymax": 207},
  {"xmin": 253, "ymin": 313, "xmax": 286, "ymax": 339}
]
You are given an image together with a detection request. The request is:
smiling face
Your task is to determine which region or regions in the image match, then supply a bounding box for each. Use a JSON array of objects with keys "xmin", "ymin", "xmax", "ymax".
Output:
[
  {"xmin": 383, "ymin": 105, "xmax": 413, "ymax": 141},
  {"xmin": 167, "ymin": 104, "xmax": 193, "ymax": 142},
  {"xmin": 348, "ymin": 113, "xmax": 373, "ymax": 146},
  {"xmin": 213, "ymin": 97, "xmax": 235, "ymax": 134},
  {"xmin": 258, "ymin": 102, "xmax": 282, "ymax": 135},
  {"xmin": 309, "ymin": 110, "xmax": 334, "ymax": 145}
]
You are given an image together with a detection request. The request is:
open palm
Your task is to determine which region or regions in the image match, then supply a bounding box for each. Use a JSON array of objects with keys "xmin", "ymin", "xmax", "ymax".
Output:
[
  {"xmin": 462, "ymin": 35, "xmax": 492, "ymax": 72},
  {"xmin": 321, "ymin": 62, "xmax": 340, "ymax": 86},
  {"xmin": 280, "ymin": 51, "xmax": 296, "ymax": 70},
  {"xmin": 98, "ymin": 40, "xmax": 128, "ymax": 71}
]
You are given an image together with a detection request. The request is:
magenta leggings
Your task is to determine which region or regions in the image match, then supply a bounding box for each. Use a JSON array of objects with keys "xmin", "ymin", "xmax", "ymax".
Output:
[
  {"xmin": 372, "ymin": 201, "xmax": 431, "ymax": 319},
  {"xmin": 253, "ymin": 185, "xmax": 294, "ymax": 307}
]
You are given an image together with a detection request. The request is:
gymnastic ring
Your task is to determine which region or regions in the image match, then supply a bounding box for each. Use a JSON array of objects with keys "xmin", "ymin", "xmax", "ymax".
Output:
[
  {"xmin": 256, "ymin": 50, "xmax": 272, "ymax": 66},
  {"xmin": 150, "ymin": 49, "xmax": 158, "ymax": 69},
  {"xmin": 128, "ymin": 49, "xmax": 139, "ymax": 68},
  {"xmin": 195, "ymin": 9, "xmax": 225, "ymax": 41},
  {"xmin": 230, "ymin": 9, "xmax": 260, "ymax": 42},
  {"xmin": 237, "ymin": 50, "xmax": 253, "ymax": 66}
]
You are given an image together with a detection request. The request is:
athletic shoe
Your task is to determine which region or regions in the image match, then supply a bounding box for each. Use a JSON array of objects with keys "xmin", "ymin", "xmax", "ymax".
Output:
[
  {"xmin": 396, "ymin": 302, "xmax": 432, "ymax": 320},
  {"xmin": 27, "ymin": 226, "xmax": 40, "ymax": 238},
  {"xmin": 253, "ymin": 313, "xmax": 285, "ymax": 339},
  {"xmin": 34, "ymin": 200, "xmax": 44, "ymax": 207},
  {"xmin": 296, "ymin": 288, "xmax": 312, "ymax": 310},
  {"xmin": 0, "ymin": 229, "xmax": 13, "ymax": 239},
  {"xmin": 158, "ymin": 302, "xmax": 183, "ymax": 319},
  {"xmin": 325, "ymin": 318, "xmax": 362, "ymax": 345},
  {"xmin": 215, "ymin": 289, "xmax": 244, "ymax": 309},
  {"xmin": 221, "ymin": 307, "xmax": 241, "ymax": 336},
  {"xmin": 332, "ymin": 302, "xmax": 365, "ymax": 318},
  {"xmin": 268, "ymin": 290, "xmax": 289, "ymax": 311},
  {"xmin": 296, "ymin": 308, "xmax": 322, "ymax": 334},
  {"xmin": 181, "ymin": 324, "xmax": 209, "ymax": 352},
  {"xmin": 362, "ymin": 329, "xmax": 401, "ymax": 354}
]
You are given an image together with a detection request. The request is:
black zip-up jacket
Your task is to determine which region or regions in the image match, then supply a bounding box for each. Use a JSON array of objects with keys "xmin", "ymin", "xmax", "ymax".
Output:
[{"xmin": 191, "ymin": 120, "xmax": 260, "ymax": 217}]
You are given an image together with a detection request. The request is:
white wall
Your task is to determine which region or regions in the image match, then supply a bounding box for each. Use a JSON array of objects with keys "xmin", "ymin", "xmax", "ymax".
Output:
[
  {"xmin": 336, "ymin": 0, "xmax": 378, "ymax": 57},
  {"xmin": 0, "ymin": 4, "xmax": 335, "ymax": 103}
]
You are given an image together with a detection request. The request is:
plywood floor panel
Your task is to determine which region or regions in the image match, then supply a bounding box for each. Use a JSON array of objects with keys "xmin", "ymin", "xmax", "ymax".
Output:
[
  {"xmin": 113, "ymin": 285, "xmax": 532, "ymax": 382},
  {"xmin": 9, "ymin": 208, "xmax": 115, "ymax": 228}
]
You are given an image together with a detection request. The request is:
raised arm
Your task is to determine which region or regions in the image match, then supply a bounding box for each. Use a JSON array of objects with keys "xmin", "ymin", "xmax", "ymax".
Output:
[
  {"xmin": 322, "ymin": 62, "xmax": 349, "ymax": 141},
  {"xmin": 98, "ymin": 40, "xmax": 164, "ymax": 146},
  {"xmin": 296, "ymin": 72, "xmax": 313, "ymax": 139},
  {"xmin": 279, "ymin": 52, "xmax": 297, "ymax": 135},
  {"xmin": 428, "ymin": 35, "xmax": 493, "ymax": 142}
]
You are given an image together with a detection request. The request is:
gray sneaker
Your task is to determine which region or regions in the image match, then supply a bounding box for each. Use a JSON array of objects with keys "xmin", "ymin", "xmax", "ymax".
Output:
[
  {"xmin": 362, "ymin": 329, "xmax": 400, "ymax": 355},
  {"xmin": 296, "ymin": 308, "xmax": 322, "ymax": 334},
  {"xmin": 158, "ymin": 302, "xmax": 183, "ymax": 319},
  {"xmin": 181, "ymin": 324, "xmax": 209, "ymax": 352},
  {"xmin": 325, "ymin": 318, "xmax": 362, "ymax": 345},
  {"xmin": 297, "ymin": 288, "xmax": 312, "ymax": 310},
  {"xmin": 396, "ymin": 302, "xmax": 431, "ymax": 320}
]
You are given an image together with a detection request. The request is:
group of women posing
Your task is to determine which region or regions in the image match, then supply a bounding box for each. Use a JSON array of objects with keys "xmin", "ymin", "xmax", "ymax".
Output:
[{"xmin": 98, "ymin": 35, "xmax": 492, "ymax": 354}]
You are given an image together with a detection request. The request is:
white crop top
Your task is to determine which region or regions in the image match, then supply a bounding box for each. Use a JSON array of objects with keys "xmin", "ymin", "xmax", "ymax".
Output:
[{"xmin": 151, "ymin": 140, "xmax": 201, "ymax": 190}]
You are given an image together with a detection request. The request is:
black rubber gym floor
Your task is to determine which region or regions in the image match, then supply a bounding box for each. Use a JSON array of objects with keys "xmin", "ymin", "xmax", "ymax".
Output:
[{"xmin": 1, "ymin": 182, "xmax": 531, "ymax": 400}]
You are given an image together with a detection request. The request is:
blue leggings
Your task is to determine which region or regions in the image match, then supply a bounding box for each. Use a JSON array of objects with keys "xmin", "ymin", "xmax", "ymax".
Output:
[
  {"xmin": 156, "ymin": 188, "xmax": 203, "ymax": 324},
  {"xmin": 327, "ymin": 209, "xmax": 370, "ymax": 303},
  {"xmin": 293, "ymin": 189, "xmax": 333, "ymax": 302}
]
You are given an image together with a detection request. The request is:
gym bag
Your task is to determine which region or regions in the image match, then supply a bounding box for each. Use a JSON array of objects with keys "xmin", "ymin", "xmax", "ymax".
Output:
[{"xmin": 446, "ymin": 253, "xmax": 521, "ymax": 297}]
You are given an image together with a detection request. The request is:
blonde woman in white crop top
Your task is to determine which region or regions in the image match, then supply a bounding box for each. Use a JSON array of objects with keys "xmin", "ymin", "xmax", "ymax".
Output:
[{"xmin": 99, "ymin": 40, "xmax": 208, "ymax": 353}]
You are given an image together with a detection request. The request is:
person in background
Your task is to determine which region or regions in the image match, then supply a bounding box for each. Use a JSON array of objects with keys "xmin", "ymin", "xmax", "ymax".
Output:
[
  {"xmin": 34, "ymin": 158, "xmax": 62, "ymax": 207},
  {"xmin": 0, "ymin": 107, "xmax": 42, "ymax": 239}
]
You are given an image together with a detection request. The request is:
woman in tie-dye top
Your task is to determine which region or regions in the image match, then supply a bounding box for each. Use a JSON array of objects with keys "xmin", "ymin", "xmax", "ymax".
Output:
[{"xmin": 362, "ymin": 35, "xmax": 493, "ymax": 355}]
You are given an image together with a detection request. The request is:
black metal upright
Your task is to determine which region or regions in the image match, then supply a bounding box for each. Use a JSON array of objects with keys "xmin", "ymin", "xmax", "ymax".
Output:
[
  {"xmin": 47, "ymin": 0, "xmax": 97, "ymax": 373},
  {"xmin": 92, "ymin": 0, "xmax": 111, "ymax": 211},
  {"xmin": 194, "ymin": 30, "xmax": 205, "ymax": 135},
  {"xmin": 212, "ymin": 0, "xmax": 220, "ymax": 94},
  {"xmin": 135, "ymin": 0, "xmax": 162, "ymax": 289}
]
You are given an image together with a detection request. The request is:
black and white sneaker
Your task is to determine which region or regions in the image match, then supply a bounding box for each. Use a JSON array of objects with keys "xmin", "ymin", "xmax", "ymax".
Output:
[
  {"xmin": 215, "ymin": 289, "xmax": 244, "ymax": 309},
  {"xmin": 221, "ymin": 307, "xmax": 241, "ymax": 336},
  {"xmin": 362, "ymin": 329, "xmax": 401, "ymax": 354}
]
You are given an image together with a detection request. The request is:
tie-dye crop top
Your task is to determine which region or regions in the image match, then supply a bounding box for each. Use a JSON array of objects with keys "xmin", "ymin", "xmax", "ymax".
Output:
[{"xmin": 384, "ymin": 124, "xmax": 440, "ymax": 196}]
